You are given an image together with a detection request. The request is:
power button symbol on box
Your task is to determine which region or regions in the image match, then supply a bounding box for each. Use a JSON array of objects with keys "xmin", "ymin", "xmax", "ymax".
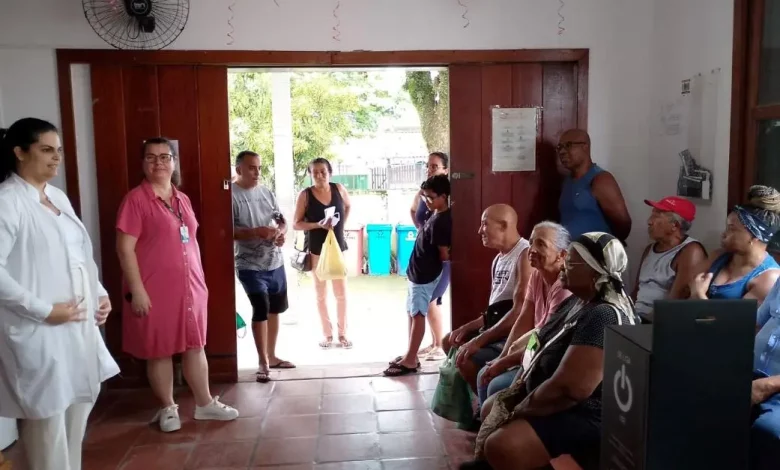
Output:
[{"xmin": 613, "ymin": 364, "xmax": 633, "ymax": 413}]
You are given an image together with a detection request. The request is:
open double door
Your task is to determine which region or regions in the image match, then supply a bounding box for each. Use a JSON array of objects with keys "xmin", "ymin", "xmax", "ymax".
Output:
[{"xmin": 66, "ymin": 51, "xmax": 587, "ymax": 385}]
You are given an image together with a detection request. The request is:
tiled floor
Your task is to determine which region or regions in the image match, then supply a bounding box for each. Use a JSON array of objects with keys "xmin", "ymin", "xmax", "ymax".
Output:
[{"xmin": 3, "ymin": 373, "xmax": 476, "ymax": 470}]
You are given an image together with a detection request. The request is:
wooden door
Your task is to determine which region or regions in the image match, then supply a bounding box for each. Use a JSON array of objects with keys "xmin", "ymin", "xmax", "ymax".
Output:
[
  {"xmin": 91, "ymin": 65, "xmax": 236, "ymax": 385},
  {"xmin": 449, "ymin": 62, "xmax": 587, "ymax": 328}
]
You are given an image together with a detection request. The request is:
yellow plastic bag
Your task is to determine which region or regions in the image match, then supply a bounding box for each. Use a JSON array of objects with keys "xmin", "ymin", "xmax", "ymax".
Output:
[{"xmin": 316, "ymin": 230, "xmax": 347, "ymax": 281}]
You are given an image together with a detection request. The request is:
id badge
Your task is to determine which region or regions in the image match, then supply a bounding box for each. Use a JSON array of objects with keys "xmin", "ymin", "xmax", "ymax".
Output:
[
  {"xmin": 180, "ymin": 225, "xmax": 190, "ymax": 244},
  {"xmin": 522, "ymin": 331, "xmax": 540, "ymax": 371}
]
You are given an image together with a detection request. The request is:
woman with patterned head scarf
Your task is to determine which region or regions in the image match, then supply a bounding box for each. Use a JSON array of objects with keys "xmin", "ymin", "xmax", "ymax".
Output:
[
  {"xmin": 689, "ymin": 185, "xmax": 780, "ymax": 305},
  {"xmin": 460, "ymin": 232, "xmax": 637, "ymax": 470}
]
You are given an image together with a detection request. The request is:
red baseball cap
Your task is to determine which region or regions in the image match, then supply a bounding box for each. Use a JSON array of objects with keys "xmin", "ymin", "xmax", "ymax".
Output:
[{"xmin": 644, "ymin": 196, "xmax": 696, "ymax": 223}]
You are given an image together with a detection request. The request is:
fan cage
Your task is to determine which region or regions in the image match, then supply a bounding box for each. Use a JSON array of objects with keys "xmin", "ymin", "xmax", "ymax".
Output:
[{"xmin": 83, "ymin": 0, "xmax": 190, "ymax": 50}]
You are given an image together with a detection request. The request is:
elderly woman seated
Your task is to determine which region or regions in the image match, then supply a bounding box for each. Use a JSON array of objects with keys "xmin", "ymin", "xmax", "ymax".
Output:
[
  {"xmin": 476, "ymin": 221, "xmax": 573, "ymax": 406},
  {"xmin": 688, "ymin": 185, "xmax": 780, "ymax": 305},
  {"xmin": 460, "ymin": 232, "xmax": 637, "ymax": 470}
]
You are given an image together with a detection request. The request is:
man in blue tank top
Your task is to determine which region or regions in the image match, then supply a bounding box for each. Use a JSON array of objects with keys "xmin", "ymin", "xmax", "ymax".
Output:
[{"xmin": 557, "ymin": 129, "xmax": 632, "ymax": 243}]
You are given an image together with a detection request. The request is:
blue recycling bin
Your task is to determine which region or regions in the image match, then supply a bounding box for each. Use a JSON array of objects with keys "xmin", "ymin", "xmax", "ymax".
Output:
[
  {"xmin": 366, "ymin": 224, "xmax": 393, "ymax": 276},
  {"xmin": 396, "ymin": 224, "xmax": 418, "ymax": 276}
]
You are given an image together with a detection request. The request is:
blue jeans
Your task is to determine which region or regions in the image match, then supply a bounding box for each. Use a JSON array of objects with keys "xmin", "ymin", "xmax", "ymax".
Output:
[
  {"xmin": 476, "ymin": 365, "xmax": 521, "ymax": 405},
  {"xmin": 752, "ymin": 392, "xmax": 780, "ymax": 469}
]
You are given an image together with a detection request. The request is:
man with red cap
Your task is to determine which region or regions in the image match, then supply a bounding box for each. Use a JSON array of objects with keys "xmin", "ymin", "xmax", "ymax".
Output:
[{"xmin": 632, "ymin": 196, "xmax": 707, "ymax": 320}]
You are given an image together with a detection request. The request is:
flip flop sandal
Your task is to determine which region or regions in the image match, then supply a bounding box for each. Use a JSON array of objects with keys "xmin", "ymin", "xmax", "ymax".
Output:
[
  {"xmin": 338, "ymin": 336, "xmax": 353, "ymax": 349},
  {"xmin": 388, "ymin": 356, "xmax": 421, "ymax": 367},
  {"xmin": 417, "ymin": 345, "xmax": 435, "ymax": 357},
  {"xmin": 383, "ymin": 363, "xmax": 418, "ymax": 377},
  {"xmin": 269, "ymin": 360, "xmax": 296, "ymax": 369},
  {"xmin": 319, "ymin": 337, "xmax": 334, "ymax": 349},
  {"xmin": 256, "ymin": 370, "xmax": 271, "ymax": 383}
]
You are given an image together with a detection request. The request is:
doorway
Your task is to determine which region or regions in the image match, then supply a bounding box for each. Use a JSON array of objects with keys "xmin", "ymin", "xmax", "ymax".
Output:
[
  {"xmin": 59, "ymin": 49, "xmax": 588, "ymax": 386},
  {"xmin": 228, "ymin": 67, "xmax": 452, "ymax": 378}
]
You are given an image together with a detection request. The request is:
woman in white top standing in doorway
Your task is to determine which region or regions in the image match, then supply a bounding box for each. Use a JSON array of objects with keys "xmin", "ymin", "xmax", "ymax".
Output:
[{"xmin": 0, "ymin": 118, "xmax": 119, "ymax": 470}]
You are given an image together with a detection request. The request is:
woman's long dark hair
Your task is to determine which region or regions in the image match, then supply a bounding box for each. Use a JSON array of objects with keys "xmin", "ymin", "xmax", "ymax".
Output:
[{"xmin": 0, "ymin": 118, "xmax": 58, "ymax": 183}]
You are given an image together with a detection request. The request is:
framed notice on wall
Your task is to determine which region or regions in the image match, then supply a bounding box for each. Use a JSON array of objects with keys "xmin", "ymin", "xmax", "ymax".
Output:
[{"xmin": 491, "ymin": 107, "xmax": 538, "ymax": 172}]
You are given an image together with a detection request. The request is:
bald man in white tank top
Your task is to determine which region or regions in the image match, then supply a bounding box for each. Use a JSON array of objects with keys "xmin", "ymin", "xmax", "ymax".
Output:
[{"xmin": 444, "ymin": 204, "xmax": 533, "ymax": 392}]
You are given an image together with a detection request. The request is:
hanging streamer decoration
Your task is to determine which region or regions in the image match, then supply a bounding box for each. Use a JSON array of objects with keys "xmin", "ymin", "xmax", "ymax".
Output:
[
  {"xmin": 274, "ymin": 0, "xmax": 279, "ymax": 7},
  {"xmin": 557, "ymin": 0, "xmax": 566, "ymax": 36},
  {"xmin": 332, "ymin": 0, "xmax": 341, "ymax": 42},
  {"xmin": 457, "ymin": 0, "xmax": 470, "ymax": 28},
  {"xmin": 226, "ymin": 0, "xmax": 236, "ymax": 45}
]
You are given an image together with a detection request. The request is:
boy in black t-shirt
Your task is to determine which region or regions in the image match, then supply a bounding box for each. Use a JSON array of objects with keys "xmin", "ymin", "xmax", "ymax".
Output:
[{"xmin": 385, "ymin": 174, "xmax": 452, "ymax": 376}]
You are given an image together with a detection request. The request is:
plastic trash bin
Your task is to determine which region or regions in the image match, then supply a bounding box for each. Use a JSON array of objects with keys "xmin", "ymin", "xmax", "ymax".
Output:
[
  {"xmin": 395, "ymin": 224, "xmax": 418, "ymax": 276},
  {"xmin": 366, "ymin": 224, "xmax": 393, "ymax": 276},
  {"xmin": 343, "ymin": 225, "xmax": 365, "ymax": 277}
]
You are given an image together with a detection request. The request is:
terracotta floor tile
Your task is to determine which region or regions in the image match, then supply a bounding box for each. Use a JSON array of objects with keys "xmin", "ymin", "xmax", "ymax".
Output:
[
  {"xmin": 82, "ymin": 443, "xmax": 131, "ymax": 469},
  {"xmin": 321, "ymin": 394, "xmax": 375, "ymax": 414},
  {"xmin": 416, "ymin": 374, "xmax": 441, "ymax": 391},
  {"xmin": 322, "ymin": 377, "xmax": 374, "ymax": 395},
  {"xmin": 255, "ymin": 465, "xmax": 314, "ymax": 470},
  {"xmin": 323, "ymin": 367, "xmax": 374, "ymax": 378},
  {"xmin": 379, "ymin": 431, "xmax": 443, "ymax": 459},
  {"xmin": 315, "ymin": 461, "xmax": 382, "ymax": 470},
  {"xmin": 267, "ymin": 395, "xmax": 322, "ymax": 416},
  {"xmin": 255, "ymin": 466, "xmax": 314, "ymax": 470},
  {"xmin": 135, "ymin": 420, "xmax": 211, "ymax": 446},
  {"xmin": 252, "ymin": 436, "xmax": 318, "ymax": 466},
  {"xmin": 376, "ymin": 410, "xmax": 434, "ymax": 433},
  {"xmin": 374, "ymin": 391, "xmax": 428, "ymax": 412},
  {"xmin": 440, "ymin": 428, "xmax": 476, "ymax": 458},
  {"xmin": 370, "ymin": 376, "xmax": 419, "ymax": 393},
  {"xmin": 221, "ymin": 381, "xmax": 276, "ymax": 400},
  {"xmin": 261, "ymin": 414, "xmax": 321, "ymax": 438},
  {"xmin": 320, "ymin": 412, "xmax": 378, "ymax": 435},
  {"xmin": 202, "ymin": 417, "xmax": 264, "ymax": 441},
  {"xmin": 117, "ymin": 443, "xmax": 193, "ymax": 470},
  {"xmin": 430, "ymin": 413, "xmax": 458, "ymax": 431},
  {"xmin": 273, "ymin": 380, "xmax": 324, "ymax": 396},
  {"xmin": 316, "ymin": 433, "xmax": 380, "ymax": 463},
  {"xmin": 276, "ymin": 368, "xmax": 325, "ymax": 380},
  {"xmin": 185, "ymin": 441, "xmax": 255, "ymax": 469},
  {"xmin": 381, "ymin": 457, "xmax": 449, "ymax": 470},
  {"xmin": 84, "ymin": 422, "xmax": 145, "ymax": 447}
]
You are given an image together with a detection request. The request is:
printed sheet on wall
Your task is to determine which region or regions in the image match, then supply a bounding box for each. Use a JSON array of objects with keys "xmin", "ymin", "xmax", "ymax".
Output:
[{"xmin": 491, "ymin": 107, "xmax": 538, "ymax": 172}]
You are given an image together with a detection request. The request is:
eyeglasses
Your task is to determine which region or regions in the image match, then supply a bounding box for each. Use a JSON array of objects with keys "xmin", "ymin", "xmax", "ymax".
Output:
[
  {"xmin": 425, "ymin": 163, "xmax": 441, "ymax": 171},
  {"xmin": 144, "ymin": 153, "xmax": 173, "ymax": 163},
  {"xmin": 556, "ymin": 141, "xmax": 588, "ymax": 152}
]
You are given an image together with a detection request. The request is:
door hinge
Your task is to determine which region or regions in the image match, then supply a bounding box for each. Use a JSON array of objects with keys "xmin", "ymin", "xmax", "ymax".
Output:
[{"xmin": 451, "ymin": 172, "xmax": 475, "ymax": 180}]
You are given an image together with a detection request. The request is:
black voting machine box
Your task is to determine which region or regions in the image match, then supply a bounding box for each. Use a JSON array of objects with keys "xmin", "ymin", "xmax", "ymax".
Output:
[{"xmin": 601, "ymin": 300, "xmax": 756, "ymax": 470}]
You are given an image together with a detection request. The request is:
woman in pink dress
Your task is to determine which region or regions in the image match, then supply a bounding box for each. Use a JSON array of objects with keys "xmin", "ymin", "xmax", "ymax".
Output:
[{"xmin": 116, "ymin": 138, "xmax": 239, "ymax": 433}]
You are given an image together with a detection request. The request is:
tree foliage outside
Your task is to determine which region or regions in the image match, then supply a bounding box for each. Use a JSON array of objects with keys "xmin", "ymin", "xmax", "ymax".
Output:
[
  {"xmin": 229, "ymin": 71, "xmax": 396, "ymax": 189},
  {"xmin": 403, "ymin": 70, "xmax": 450, "ymax": 154}
]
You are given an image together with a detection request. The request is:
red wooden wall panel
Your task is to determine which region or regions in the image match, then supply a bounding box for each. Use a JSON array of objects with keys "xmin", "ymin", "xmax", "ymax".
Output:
[
  {"xmin": 122, "ymin": 66, "xmax": 161, "ymax": 187},
  {"xmin": 158, "ymin": 66, "xmax": 203, "ymax": 221},
  {"xmin": 196, "ymin": 66, "xmax": 237, "ymax": 382},
  {"xmin": 91, "ymin": 64, "xmax": 129, "ymax": 359},
  {"xmin": 510, "ymin": 63, "xmax": 545, "ymax": 235},
  {"xmin": 449, "ymin": 65, "xmax": 485, "ymax": 328},
  {"xmin": 448, "ymin": 62, "xmax": 580, "ymax": 329}
]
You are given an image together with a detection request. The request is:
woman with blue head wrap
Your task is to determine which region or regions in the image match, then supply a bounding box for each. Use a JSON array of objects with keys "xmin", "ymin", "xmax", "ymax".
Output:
[{"xmin": 689, "ymin": 185, "xmax": 780, "ymax": 303}]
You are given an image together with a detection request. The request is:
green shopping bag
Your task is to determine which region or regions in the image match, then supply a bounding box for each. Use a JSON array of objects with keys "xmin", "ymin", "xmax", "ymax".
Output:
[
  {"xmin": 431, "ymin": 347, "xmax": 476, "ymax": 426},
  {"xmin": 236, "ymin": 312, "xmax": 247, "ymax": 338}
]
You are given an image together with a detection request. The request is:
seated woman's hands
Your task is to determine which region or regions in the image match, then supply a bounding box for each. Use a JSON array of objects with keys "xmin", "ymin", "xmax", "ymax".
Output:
[
  {"xmin": 480, "ymin": 356, "xmax": 512, "ymax": 387},
  {"xmin": 689, "ymin": 272, "xmax": 713, "ymax": 299}
]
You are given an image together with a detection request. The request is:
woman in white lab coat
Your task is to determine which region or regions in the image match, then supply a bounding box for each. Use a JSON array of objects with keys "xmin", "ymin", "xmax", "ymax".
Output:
[{"xmin": 0, "ymin": 118, "xmax": 119, "ymax": 470}]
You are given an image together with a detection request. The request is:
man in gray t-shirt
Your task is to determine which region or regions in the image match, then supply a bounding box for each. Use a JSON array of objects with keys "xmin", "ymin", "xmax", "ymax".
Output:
[{"xmin": 232, "ymin": 151, "xmax": 295, "ymax": 382}]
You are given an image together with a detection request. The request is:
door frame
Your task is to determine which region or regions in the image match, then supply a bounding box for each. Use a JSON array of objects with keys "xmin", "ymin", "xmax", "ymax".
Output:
[{"xmin": 56, "ymin": 48, "xmax": 589, "ymax": 383}]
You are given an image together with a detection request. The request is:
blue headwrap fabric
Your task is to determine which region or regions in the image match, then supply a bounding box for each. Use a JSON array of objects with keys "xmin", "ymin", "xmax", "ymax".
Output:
[{"xmin": 735, "ymin": 206, "xmax": 776, "ymax": 243}]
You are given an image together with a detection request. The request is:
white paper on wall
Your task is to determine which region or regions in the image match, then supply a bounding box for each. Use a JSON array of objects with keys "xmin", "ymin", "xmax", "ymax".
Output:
[{"xmin": 490, "ymin": 107, "xmax": 538, "ymax": 172}]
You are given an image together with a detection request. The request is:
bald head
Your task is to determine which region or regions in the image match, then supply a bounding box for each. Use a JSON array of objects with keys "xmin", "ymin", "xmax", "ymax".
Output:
[
  {"xmin": 558, "ymin": 129, "xmax": 592, "ymax": 173},
  {"xmin": 479, "ymin": 204, "xmax": 521, "ymax": 252}
]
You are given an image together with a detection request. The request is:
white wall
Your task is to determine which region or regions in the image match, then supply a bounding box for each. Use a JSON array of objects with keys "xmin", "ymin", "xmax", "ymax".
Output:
[
  {"xmin": 5, "ymin": 0, "xmax": 729, "ymax": 284},
  {"xmin": 0, "ymin": 48, "xmax": 66, "ymax": 190},
  {"xmin": 647, "ymin": 0, "xmax": 735, "ymax": 250}
]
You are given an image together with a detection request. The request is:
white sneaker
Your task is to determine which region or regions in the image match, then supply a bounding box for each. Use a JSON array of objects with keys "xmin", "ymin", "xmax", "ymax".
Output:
[
  {"xmin": 194, "ymin": 396, "xmax": 239, "ymax": 421},
  {"xmin": 153, "ymin": 404, "xmax": 181, "ymax": 433}
]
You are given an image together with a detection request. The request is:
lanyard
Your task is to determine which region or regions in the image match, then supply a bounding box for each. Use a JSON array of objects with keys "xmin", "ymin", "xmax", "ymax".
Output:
[{"xmin": 158, "ymin": 197, "xmax": 184, "ymax": 225}]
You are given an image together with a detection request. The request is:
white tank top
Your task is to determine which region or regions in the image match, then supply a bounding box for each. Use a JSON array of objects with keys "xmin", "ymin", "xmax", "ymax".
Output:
[
  {"xmin": 635, "ymin": 237, "xmax": 700, "ymax": 314},
  {"xmin": 489, "ymin": 237, "xmax": 530, "ymax": 305}
]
